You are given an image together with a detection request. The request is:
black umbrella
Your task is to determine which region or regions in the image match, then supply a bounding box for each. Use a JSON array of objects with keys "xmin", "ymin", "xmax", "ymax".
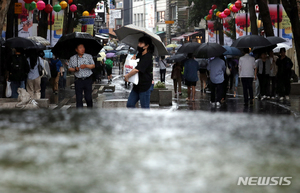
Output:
[
  {"xmin": 177, "ymin": 42, "xmax": 201, "ymax": 54},
  {"xmin": 252, "ymin": 44, "xmax": 277, "ymax": 54},
  {"xmin": 231, "ymin": 35, "xmax": 272, "ymax": 48},
  {"xmin": 4, "ymin": 37, "xmax": 36, "ymax": 48},
  {"xmin": 106, "ymin": 50, "xmax": 118, "ymax": 54},
  {"xmin": 266, "ymin": 36, "xmax": 286, "ymax": 45},
  {"xmin": 166, "ymin": 54, "xmax": 186, "ymax": 63},
  {"xmin": 194, "ymin": 43, "xmax": 226, "ymax": 58},
  {"xmin": 52, "ymin": 32, "xmax": 103, "ymax": 59}
]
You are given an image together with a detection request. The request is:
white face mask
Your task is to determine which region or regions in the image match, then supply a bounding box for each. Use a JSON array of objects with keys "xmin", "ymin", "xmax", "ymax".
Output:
[{"xmin": 52, "ymin": 55, "xmax": 55, "ymax": 59}]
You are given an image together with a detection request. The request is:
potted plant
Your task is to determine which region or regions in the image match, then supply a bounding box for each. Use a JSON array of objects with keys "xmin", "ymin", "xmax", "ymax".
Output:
[{"xmin": 150, "ymin": 81, "xmax": 167, "ymax": 103}]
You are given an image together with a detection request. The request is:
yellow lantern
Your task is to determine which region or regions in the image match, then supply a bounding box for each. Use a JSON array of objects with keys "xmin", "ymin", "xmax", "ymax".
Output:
[
  {"xmin": 230, "ymin": 4, "xmax": 234, "ymax": 11},
  {"xmin": 82, "ymin": 11, "xmax": 89, "ymax": 16},
  {"xmin": 59, "ymin": 1, "xmax": 67, "ymax": 9},
  {"xmin": 216, "ymin": 11, "xmax": 221, "ymax": 17}
]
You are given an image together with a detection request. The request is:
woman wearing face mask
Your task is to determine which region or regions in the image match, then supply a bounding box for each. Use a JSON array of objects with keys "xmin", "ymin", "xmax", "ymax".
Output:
[{"xmin": 124, "ymin": 36, "xmax": 154, "ymax": 109}]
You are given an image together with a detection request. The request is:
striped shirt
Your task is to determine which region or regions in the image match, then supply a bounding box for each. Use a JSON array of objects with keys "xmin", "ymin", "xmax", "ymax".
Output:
[{"xmin": 69, "ymin": 53, "xmax": 94, "ymax": 78}]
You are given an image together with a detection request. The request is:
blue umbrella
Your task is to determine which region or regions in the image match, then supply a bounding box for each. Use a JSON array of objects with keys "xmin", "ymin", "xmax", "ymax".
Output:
[{"xmin": 223, "ymin": 46, "xmax": 242, "ymax": 56}]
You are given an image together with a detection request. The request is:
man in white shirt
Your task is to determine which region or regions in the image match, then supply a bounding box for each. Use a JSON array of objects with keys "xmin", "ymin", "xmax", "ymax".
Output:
[{"xmin": 239, "ymin": 48, "xmax": 256, "ymax": 106}]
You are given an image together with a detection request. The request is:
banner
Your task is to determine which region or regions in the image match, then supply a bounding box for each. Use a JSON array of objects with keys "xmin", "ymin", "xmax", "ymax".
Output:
[
  {"xmin": 235, "ymin": 13, "xmax": 250, "ymax": 39},
  {"xmin": 81, "ymin": 17, "xmax": 94, "ymax": 35},
  {"xmin": 18, "ymin": 0, "xmax": 35, "ymax": 37},
  {"xmin": 145, "ymin": 0, "xmax": 155, "ymax": 32},
  {"xmin": 223, "ymin": 17, "xmax": 233, "ymax": 46},
  {"xmin": 208, "ymin": 20, "xmax": 218, "ymax": 43},
  {"xmin": 47, "ymin": 10, "xmax": 64, "ymax": 47}
]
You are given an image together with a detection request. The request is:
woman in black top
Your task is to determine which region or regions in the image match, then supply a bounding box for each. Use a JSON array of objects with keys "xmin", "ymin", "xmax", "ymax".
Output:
[{"xmin": 124, "ymin": 36, "xmax": 154, "ymax": 109}]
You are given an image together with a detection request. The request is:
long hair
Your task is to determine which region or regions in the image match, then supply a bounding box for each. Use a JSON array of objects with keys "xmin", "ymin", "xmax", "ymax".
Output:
[{"xmin": 138, "ymin": 36, "xmax": 154, "ymax": 54}]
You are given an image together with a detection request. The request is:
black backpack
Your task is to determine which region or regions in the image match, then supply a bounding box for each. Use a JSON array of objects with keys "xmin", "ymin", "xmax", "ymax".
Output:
[
  {"xmin": 50, "ymin": 60, "xmax": 58, "ymax": 78},
  {"xmin": 9, "ymin": 55, "xmax": 28, "ymax": 81}
]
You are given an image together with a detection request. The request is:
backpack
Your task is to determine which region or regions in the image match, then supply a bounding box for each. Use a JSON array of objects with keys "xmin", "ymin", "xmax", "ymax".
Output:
[
  {"xmin": 105, "ymin": 59, "xmax": 113, "ymax": 69},
  {"xmin": 10, "ymin": 55, "xmax": 28, "ymax": 81}
]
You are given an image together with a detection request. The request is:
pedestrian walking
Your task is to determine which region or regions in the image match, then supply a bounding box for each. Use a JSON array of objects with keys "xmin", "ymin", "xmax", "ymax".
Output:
[
  {"xmin": 159, "ymin": 56, "xmax": 167, "ymax": 83},
  {"xmin": 27, "ymin": 52, "xmax": 44, "ymax": 99},
  {"xmin": 68, "ymin": 44, "xmax": 95, "ymax": 108},
  {"xmin": 207, "ymin": 56, "xmax": 226, "ymax": 108},
  {"xmin": 171, "ymin": 62, "xmax": 182, "ymax": 97},
  {"xmin": 198, "ymin": 59, "xmax": 208, "ymax": 93},
  {"xmin": 39, "ymin": 51, "xmax": 51, "ymax": 99},
  {"xmin": 269, "ymin": 51, "xmax": 278, "ymax": 99},
  {"xmin": 228, "ymin": 57, "xmax": 239, "ymax": 97},
  {"xmin": 276, "ymin": 48, "xmax": 293, "ymax": 101},
  {"xmin": 105, "ymin": 58, "xmax": 113, "ymax": 83},
  {"xmin": 6, "ymin": 48, "xmax": 29, "ymax": 98},
  {"xmin": 125, "ymin": 36, "xmax": 154, "ymax": 109},
  {"xmin": 239, "ymin": 48, "xmax": 256, "ymax": 106},
  {"xmin": 255, "ymin": 52, "xmax": 271, "ymax": 100},
  {"xmin": 49, "ymin": 56, "xmax": 63, "ymax": 94},
  {"xmin": 184, "ymin": 53, "xmax": 199, "ymax": 101}
]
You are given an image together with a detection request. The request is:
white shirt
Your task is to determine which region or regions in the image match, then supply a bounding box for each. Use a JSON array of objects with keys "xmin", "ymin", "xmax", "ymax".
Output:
[
  {"xmin": 239, "ymin": 54, "xmax": 256, "ymax": 78},
  {"xmin": 159, "ymin": 60, "xmax": 167, "ymax": 70}
]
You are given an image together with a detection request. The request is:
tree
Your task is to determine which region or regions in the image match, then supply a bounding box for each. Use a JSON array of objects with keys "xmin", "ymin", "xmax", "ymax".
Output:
[
  {"xmin": 249, "ymin": 0, "xmax": 258, "ymax": 35},
  {"xmin": 257, "ymin": 0, "xmax": 274, "ymax": 36},
  {"xmin": 281, "ymin": 0, "xmax": 300, "ymax": 73},
  {"xmin": 0, "ymin": 0, "xmax": 11, "ymax": 34}
]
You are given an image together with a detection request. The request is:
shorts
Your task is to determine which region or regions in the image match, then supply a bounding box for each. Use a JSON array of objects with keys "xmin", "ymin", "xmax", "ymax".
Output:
[
  {"xmin": 106, "ymin": 68, "xmax": 112, "ymax": 76},
  {"xmin": 185, "ymin": 80, "xmax": 197, "ymax": 87}
]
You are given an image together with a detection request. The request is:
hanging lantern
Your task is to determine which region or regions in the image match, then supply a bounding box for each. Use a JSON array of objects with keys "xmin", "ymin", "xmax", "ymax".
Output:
[
  {"xmin": 232, "ymin": 5, "xmax": 239, "ymax": 13},
  {"xmin": 53, "ymin": 4, "xmax": 61, "ymax": 12},
  {"xmin": 227, "ymin": 3, "xmax": 232, "ymax": 9},
  {"xmin": 67, "ymin": 0, "xmax": 73, "ymax": 4},
  {"xmin": 212, "ymin": 4, "xmax": 217, "ymax": 10},
  {"xmin": 204, "ymin": 16, "xmax": 207, "ymax": 21},
  {"xmin": 216, "ymin": 11, "xmax": 221, "ymax": 17},
  {"xmin": 224, "ymin": 8, "xmax": 231, "ymax": 16},
  {"xmin": 206, "ymin": 14, "xmax": 212, "ymax": 20},
  {"xmin": 235, "ymin": 1, "xmax": 242, "ymax": 9},
  {"xmin": 25, "ymin": 1, "xmax": 36, "ymax": 11},
  {"xmin": 37, "ymin": 0, "xmax": 45, "ymax": 10},
  {"xmin": 82, "ymin": 11, "xmax": 89, "ymax": 16},
  {"xmin": 209, "ymin": 9, "xmax": 213, "ymax": 15},
  {"xmin": 24, "ymin": 0, "xmax": 34, "ymax": 4},
  {"xmin": 213, "ymin": 9, "xmax": 219, "ymax": 14},
  {"xmin": 70, "ymin": 4, "xmax": 77, "ymax": 18},
  {"xmin": 229, "ymin": 4, "xmax": 234, "ymax": 11},
  {"xmin": 60, "ymin": 1, "xmax": 68, "ymax": 9},
  {"xmin": 44, "ymin": 4, "xmax": 53, "ymax": 14}
]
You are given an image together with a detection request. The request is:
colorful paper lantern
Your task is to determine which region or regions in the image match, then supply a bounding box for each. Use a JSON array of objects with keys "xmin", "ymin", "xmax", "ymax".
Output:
[
  {"xmin": 212, "ymin": 4, "xmax": 217, "ymax": 10},
  {"xmin": 59, "ymin": 1, "xmax": 67, "ymax": 9},
  {"xmin": 216, "ymin": 11, "xmax": 221, "ymax": 17},
  {"xmin": 204, "ymin": 16, "xmax": 207, "ymax": 20},
  {"xmin": 228, "ymin": 3, "xmax": 232, "ymax": 9},
  {"xmin": 232, "ymin": 5, "xmax": 239, "ymax": 13},
  {"xmin": 224, "ymin": 8, "xmax": 231, "ymax": 16},
  {"xmin": 70, "ymin": 4, "xmax": 77, "ymax": 12},
  {"xmin": 206, "ymin": 14, "xmax": 212, "ymax": 20},
  {"xmin": 44, "ymin": 4, "xmax": 53, "ymax": 14},
  {"xmin": 82, "ymin": 11, "xmax": 89, "ymax": 16},
  {"xmin": 25, "ymin": 1, "xmax": 36, "ymax": 10},
  {"xmin": 220, "ymin": 12, "xmax": 227, "ymax": 18},
  {"xmin": 67, "ymin": 0, "xmax": 73, "ymax": 4},
  {"xmin": 229, "ymin": 4, "xmax": 234, "ymax": 11},
  {"xmin": 235, "ymin": 0, "xmax": 242, "ymax": 9},
  {"xmin": 209, "ymin": 9, "xmax": 213, "ymax": 15},
  {"xmin": 213, "ymin": 9, "xmax": 219, "ymax": 14},
  {"xmin": 37, "ymin": 0, "xmax": 45, "ymax": 10},
  {"xmin": 24, "ymin": 0, "xmax": 34, "ymax": 3},
  {"xmin": 53, "ymin": 4, "xmax": 61, "ymax": 12}
]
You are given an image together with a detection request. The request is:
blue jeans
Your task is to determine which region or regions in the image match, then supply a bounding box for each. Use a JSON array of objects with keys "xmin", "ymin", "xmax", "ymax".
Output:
[
  {"xmin": 127, "ymin": 86, "xmax": 152, "ymax": 109},
  {"xmin": 235, "ymin": 74, "xmax": 239, "ymax": 88},
  {"xmin": 10, "ymin": 81, "xmax": 25, "ymax": 98}
]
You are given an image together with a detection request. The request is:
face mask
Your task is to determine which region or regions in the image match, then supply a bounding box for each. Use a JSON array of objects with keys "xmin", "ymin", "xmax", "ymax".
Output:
[{"xmin": 137, "ymin": 46, "xmax": 145, "ymax": 54}]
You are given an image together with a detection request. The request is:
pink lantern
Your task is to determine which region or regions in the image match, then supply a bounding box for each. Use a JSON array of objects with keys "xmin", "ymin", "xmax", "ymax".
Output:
[
  {"xmin": 70, "ymin": 4, "xmax": 77, "ymax": 12},
  {"xmin": 232, "ymin": 5, "xmax": 239, "ymax": 13},
  {"xmin": 209, "ymin": 9, "xmax": 213, "ymax": 15},
  {"xmin": 37, "ymin": 0, "xmax": 45, "ymax": 10},
  {"xmin": 221, "ymin": 12, "xmax": 227, "ymax": 18}
]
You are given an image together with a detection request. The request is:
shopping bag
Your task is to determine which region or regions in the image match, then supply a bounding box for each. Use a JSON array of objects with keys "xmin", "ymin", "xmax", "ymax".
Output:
[
  {"xmin": 124, "ymin": 54, "xmax": 139, "ymax": 85},
  {"xmin": 5, "ymin": 81, "xmax": 12, "ymax": 98}
]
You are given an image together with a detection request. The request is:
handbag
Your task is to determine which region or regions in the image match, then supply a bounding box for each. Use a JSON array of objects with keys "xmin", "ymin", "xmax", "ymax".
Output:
[
  {"xmin": 6, "ymin": 81, "xmax": 12, "ymax": 98},
  {"xmin": 38, "ymin": 58, "xmax": 44, "ymax": 76},
  {"xmin": 226, "ymin": 66, "xmax": 231, "ymax": 76}
]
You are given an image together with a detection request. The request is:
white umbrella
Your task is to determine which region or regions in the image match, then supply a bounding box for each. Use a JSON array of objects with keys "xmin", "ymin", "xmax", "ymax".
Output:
[
  {"xmin": 115, "ymin": 24, "xmax": 169, "ymax": 56},
  {"xmin": 273, "ymin": 43, "xmax": 292, "ymax": 53}
]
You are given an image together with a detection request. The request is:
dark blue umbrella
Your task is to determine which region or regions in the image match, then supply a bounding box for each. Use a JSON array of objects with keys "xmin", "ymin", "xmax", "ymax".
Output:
[{"xmin": 223, "ymin": 46, "xmax": 242, "ymax": 56}]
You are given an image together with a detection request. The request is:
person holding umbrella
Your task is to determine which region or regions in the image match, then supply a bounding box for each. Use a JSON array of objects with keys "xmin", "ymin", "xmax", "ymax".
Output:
[
  {"xmin": 184, "ymin": 53, "xmax": 199, "ymax": 101},
  {"xmin": 68, "ymin": 44, "xmax": 95, "ymax": 108},
  {"xmin": 124, "ymin": 36, "xmax": 154, "ymax": 109}
]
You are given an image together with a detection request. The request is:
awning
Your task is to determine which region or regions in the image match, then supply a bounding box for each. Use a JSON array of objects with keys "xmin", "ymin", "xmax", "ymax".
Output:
[
  {"xmin": 172, "ymin": 35, "xmax": 185, "ymax": 41},
  {"xmin": 183, "ymin": 32, "xmax": 199, "ymax": 37},
  {"xmin": 172, "ymin": 32, "xmax": 199, "ymax": 41},
  {"xmin": 156, "ymin": 31, "xmax": 166, "ymax": 35}
]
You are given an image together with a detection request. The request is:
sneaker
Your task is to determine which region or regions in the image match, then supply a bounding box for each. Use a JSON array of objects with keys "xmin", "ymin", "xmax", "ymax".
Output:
[
  {"xmin": 210, "ymin": 102, "xmax": 216, "ymax": 107},
  {"xmin": 216, "ymin": 102, "xmax": 221, "ymax": 108},
  {"xmin": 285, "ymin": 96, "xmax": 290, "ymax": 100},
  {"xmin": 280, "ymin": 97, "xmax": 284, "ymax": 101},
  {"xmin": 263, "ymin": 95, "xmax": 267, "ymax": 99},
  {"xmin": 267, "ymin": 96, "xmax": 270, "ymax": 99},
  {"xmin": 255, "ymin": 96, "xmax": 258, "ymax": 99},
  {"xmin": 271, "ymin": 97, "xmax": 275, "ymax": 99},
  {"xmin": 179, "ymin": 92, "xmax": 182, "ymax": 96}
]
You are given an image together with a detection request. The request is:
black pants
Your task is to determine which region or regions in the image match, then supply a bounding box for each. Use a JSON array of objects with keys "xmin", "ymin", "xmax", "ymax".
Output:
[
  {"xmin": 160, "ymin": 69, "xmax": 166, "ymax": 82},
  {"xmin": 258, "ymin": 74, "xmax": 270, "ymax": 96},
  {"xmin": 241, "ymin": 78, "xmax": 254, "ymax": 104},
  {"xmin": 223, "ymin": 74, "xmax": 230, "ymax": 99},
  {"xmin": 75, "ymin": 78, "xmax": 93, "ymax": 108},
  {"xmin": 270, "ymin": 76, "xmax": 277, "ymax": 97},
  {"xmin": 210, "ymin": 82, "xmax": 224, "ymax": 103},
  {"xmin": 277, "ymin": 76, "xmax": 291, "ymax": 97},
  {"xmin": 229, "ymin": 73, "xmax": 234, "ymax": 90},
  {"xmin": 40, "ymin": 77, "xmax": 48, "ymax": 99}
]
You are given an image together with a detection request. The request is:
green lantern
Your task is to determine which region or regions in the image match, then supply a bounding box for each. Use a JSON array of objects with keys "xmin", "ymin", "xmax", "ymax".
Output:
[
  {"xmin": 25, "ymin": 1, "xmax": 36, "ymax": 11},
  {"xmin": 213, "ymin": 9, "xmax": 219, "ymax": 14},
  {"xmin": 228, "ymin": 3, "xmax": 232, "ymax": 9},
  {"xmin": 204, "ymin": 16, "xmax": 207, "ymax": 20},
  {"xmin": 53, "ymin": 4, "xmax": 62, "ymax": 12}
]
